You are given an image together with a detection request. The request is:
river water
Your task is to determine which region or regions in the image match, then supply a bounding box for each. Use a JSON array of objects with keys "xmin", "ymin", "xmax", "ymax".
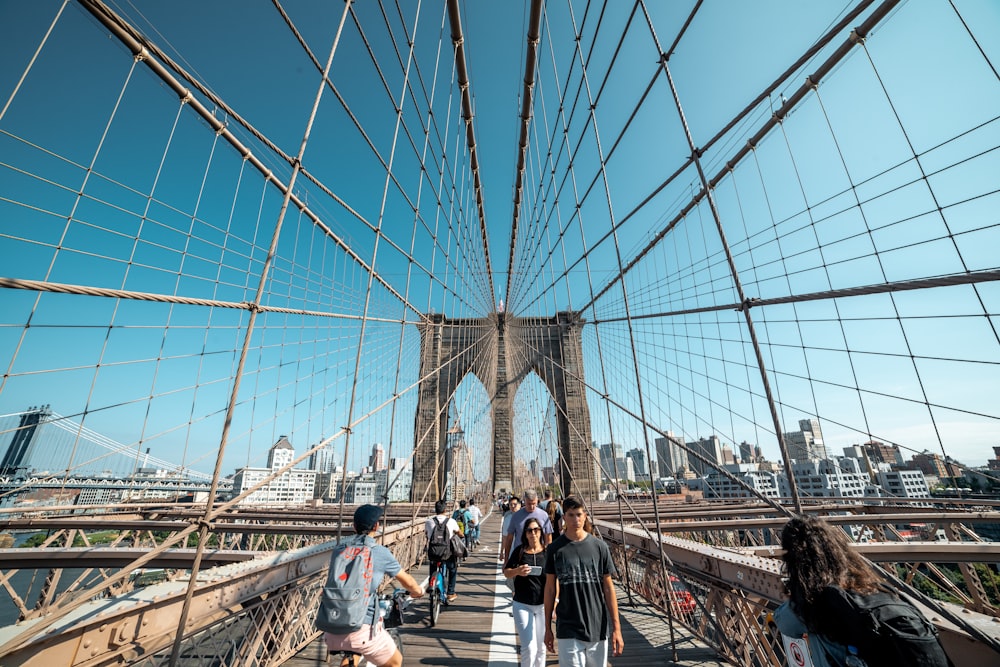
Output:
[{"xmin": 0, "ymin": 532, "xmax": 121, "ymax": 627}]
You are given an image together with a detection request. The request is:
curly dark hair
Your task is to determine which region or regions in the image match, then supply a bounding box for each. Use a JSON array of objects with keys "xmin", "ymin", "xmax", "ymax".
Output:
[{"xmin": 781, "ymin": 515, "xmax": 881, "ymax": 630}]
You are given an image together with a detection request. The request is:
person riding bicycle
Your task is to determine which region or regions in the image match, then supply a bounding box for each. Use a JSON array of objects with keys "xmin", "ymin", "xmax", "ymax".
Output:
[
  {"xmin": 453, "ymin": 499, "xmax": 474, "ymax": 550},
  {"xmin": 425, "ymin": 499, "xmax": 462, "ymax": 602},
  {"xmin": 323, "ymin": 504, "xmax": 423, "ymax": 667}
]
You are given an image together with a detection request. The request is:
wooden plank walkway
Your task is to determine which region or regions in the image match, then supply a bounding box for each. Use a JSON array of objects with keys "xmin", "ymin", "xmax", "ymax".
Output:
[{"xmin": 288, "ymin": 511, "xmax": 728, "ymax": 666}]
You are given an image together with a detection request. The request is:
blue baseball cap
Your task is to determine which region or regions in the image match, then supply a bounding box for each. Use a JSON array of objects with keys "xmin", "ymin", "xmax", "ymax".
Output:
[{"xmin": 354, "ymin": 504, "xmax": 384, "ymax": 532}]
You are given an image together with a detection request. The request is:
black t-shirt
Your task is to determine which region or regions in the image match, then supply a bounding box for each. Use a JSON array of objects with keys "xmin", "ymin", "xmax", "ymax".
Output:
[
  {"xmin": 505, "ymin": 545, "xmax": 547, "ymax": 606},
  {"xmin": 544, "ymin": 533, "xmax": 616, "ymax": 642}
]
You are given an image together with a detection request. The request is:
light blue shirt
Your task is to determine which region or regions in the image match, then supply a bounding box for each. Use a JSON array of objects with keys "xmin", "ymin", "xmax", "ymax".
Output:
[
  {"xmin": 505, "ymin": 507, "xmax": 553, "ymax": 545},
  {"xmin": 773, "ymin": 601, "xmax": 849, "ymax": 667}
]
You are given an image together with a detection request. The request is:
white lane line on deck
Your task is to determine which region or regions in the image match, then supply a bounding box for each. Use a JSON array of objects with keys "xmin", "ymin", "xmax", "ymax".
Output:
[{"xmin": 487, "ymin": 528, "xmax": 518, "ymax": 667}]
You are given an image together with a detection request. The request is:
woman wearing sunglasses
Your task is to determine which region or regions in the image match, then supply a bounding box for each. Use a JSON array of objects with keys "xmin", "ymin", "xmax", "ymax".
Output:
[{"xmin": 503, "ymin": 516, "xmax": 548, "ymax": 667}]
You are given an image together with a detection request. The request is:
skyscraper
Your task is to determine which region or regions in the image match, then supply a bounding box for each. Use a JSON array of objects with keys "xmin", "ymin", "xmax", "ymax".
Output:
[
  {"xmin": 308, "ymin": 443, "xmax": 336, "ymax": 473},
  {"xmin": 369, "ymin": 442, "xmax": 385, "ymax": 471},
  {"xmin": 626, "ymin": 447, "xmax": 648, "ymax": 477},
  {"xmin": 689, "ymin": 435, "xmax": 724, "ymax": 476},
  {"xmin": 598, "ymin": 443, "xmax": 625, "ymax": 481},
  {"xmin": 654, "ymin": 432, "xmax": 688, "ymax": 477},
  {"xmin": 783, "ymin": 419, "xmax": 826, "ymax": 462}
]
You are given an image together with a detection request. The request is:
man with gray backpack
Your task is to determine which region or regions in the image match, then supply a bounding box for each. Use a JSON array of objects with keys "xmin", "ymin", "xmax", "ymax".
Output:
[{"xmin": 316, "ymin": 504, "xmax": 423, "ymax": 667}]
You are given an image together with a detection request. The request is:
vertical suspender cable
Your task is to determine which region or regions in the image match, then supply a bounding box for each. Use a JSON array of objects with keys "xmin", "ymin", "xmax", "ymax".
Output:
[
  {"xmin": 337, "ymin": 0, "xmax": 423, "ymax": 533},
  {"xmin": 637, "ymin": 0, "xmax": 811, "ymax": 514},
  {"xmin": 164, "ymin": 1, "xmax": 356, "ymax": 663}
]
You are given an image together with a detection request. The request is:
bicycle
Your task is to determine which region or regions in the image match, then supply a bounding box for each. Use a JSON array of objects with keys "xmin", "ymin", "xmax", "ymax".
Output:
[
  {"xmin": 329, "ymin": 589, "xmax": 410, "ymax": 666},
  {"xmin": 465, "ymin": 523, "xmax": 479, "ymax": 550},
  {"xmin": 427, "ymin": 559, "xmax": 451, "ymax": 627}
]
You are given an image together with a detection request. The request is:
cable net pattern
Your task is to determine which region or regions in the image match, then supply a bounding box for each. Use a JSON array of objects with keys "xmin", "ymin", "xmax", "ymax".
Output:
[{"xmin": 0, "ymin": 1, "xmax": 997, "ymax": 506}]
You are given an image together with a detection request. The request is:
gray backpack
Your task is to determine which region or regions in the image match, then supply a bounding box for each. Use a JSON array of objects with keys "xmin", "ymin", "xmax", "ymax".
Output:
[{"xmin": 315, "ymin": 535, "xmax": 376, "ymax": 634}]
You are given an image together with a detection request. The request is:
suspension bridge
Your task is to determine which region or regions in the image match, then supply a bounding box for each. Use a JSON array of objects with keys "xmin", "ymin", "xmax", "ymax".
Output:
[{"xmin": 0, "ymin": 0, "xmax": 999, "ymax": 664}]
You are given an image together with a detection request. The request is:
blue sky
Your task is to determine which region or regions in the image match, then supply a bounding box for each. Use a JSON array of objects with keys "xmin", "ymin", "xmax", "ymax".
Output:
[{"xmin": 0, "ymin": 1, "xmax": 998, "ymax": 482}]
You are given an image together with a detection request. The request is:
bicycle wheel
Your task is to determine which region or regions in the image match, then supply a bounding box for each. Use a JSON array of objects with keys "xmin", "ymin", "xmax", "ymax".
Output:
[
  {"xmin": 334, "ymin": 652, "xmax": 362, "ymax": 667},
  {"xmin": 429, "ymin": 584, "xmax": 441, "ymax": 626}
]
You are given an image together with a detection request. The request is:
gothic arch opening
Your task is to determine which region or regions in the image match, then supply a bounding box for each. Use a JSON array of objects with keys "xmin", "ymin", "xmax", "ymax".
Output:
[
  {"xmin": 512, "ymin": 371, "xmax": 560, "ymax": 494},
  {"xmin": 444, "ymin": 372, "xmax": 491, "ymax": 502},
  {"xmin": 411, "ymin": 312, "xmax": 597, "ymax": 502}
]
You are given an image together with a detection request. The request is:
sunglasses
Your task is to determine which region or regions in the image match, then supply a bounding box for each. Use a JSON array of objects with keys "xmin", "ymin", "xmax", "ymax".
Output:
[{"xmin": 526, "ymin": 527, "xmax": 542, "ymax": 533}]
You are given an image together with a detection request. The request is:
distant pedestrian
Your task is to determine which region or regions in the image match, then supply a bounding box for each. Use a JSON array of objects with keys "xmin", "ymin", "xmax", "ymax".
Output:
[
  {"xmin": 503, "ymin": 516, "xmax": 548, "ymax": 667},
  {"xmin": 546, "ymin": 495, "xmax": 563, "ymax": 540},
  {"xmin": 467, "ymin": 499, "xmax": 483, "ymax": 547},
  {"xmin": 499, "ymin": 496, "xmax": 521, "ymax": 561},
  {"xmin": 501, "ymin": 489, "xmax": 552, "ymax": 564},
  {"xmin": 544, "ymin": 495, "xmax": 623, "ymax": 666},
  {"xmin": 453, "ymin": 499, "xmax": 473, "ymax": 548}
]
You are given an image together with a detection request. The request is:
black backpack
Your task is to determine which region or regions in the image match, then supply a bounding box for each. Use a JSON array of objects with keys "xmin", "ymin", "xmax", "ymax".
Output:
[
  {"xmin": 816, "ymin": 586, "xmax": 951, "ymax": 666},
  {"xmin": 427, "ymin": 516, "xmax": 452, "ymax": 561}
]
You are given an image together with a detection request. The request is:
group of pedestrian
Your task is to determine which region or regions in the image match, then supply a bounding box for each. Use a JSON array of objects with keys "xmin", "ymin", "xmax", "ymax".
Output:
[
  {"xmin": 502, "ymin": 489, "xmax": 623, "ymax": 667},
  {"xmin": 314, "ymin": 495, "xmax": 948, "ymax": 667}
]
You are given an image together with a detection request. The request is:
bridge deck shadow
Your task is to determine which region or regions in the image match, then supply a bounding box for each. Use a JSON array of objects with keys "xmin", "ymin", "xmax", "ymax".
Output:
[{"xmin": 287, "ymin": 512, "xmax": 726, "ymax": 666}]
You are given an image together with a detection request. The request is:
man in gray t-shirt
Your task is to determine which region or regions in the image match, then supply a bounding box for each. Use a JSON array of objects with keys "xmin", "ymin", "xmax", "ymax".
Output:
[
  {"xmin": 322, "ymin": 505, "xmax": 424, "ymax": 667},
  {"xmin": 501, "ymin": 489, "xmax": 552, "ymax": 563},
  {"xmin": 543, "ymin": 496, "xmax": 623, "ymax": 666}
]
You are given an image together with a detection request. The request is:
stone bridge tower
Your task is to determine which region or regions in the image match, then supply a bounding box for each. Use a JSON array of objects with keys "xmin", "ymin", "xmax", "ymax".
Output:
[{"xmin": 411, "ymin": 311, "xmax": 596, "ymax": 502}]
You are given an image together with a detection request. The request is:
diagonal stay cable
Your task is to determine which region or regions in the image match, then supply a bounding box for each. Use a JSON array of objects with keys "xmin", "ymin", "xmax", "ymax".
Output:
[
  {"xmin": 505, "ymin": 0, "xmax": 544, "ymax": 310},
  {"xmin": 577, "ymin": 0, "xmax": 898, "ymax": 316},
  {"xmin": 76, "ymin": 0, "xmax": 423, "ymax": 320},
  {"xmin": 446, "ymin": 0, "xmax": 495, "ymax": 307}
]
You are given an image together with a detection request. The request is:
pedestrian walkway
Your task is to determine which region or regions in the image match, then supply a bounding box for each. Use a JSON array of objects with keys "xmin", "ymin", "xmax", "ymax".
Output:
[
  {"xmin": 290, "ymin": 512, "xmax": 726, "ymax": 666},
  {"xmin": 400, "ymin": 513, "xmax": 518, "ymax": 665}
]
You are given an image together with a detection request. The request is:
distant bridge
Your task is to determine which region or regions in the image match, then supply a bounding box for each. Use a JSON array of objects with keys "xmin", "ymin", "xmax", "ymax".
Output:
[{"xmin": 0, "ymin": 474, "xmax": 230, "ymax": 499}]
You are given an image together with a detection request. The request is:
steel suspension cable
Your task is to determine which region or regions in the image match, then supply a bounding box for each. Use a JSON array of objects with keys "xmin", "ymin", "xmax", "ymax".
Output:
[
  {"xmin": 336, "ymin": 0, "xmax": 423, "ymax": 538},
  {"xmin": 166, "ymin": 0, "xmax": 358, "ymax": 660},
  {"xmin": 505, "ymin": 0, "xmax": 544, "ymax": 311},
  {"xmin": 855, "ymin": 30, "xmax": 999, "ymax": 489},
  {"xmin": 74, "ymin": 0, "xmax": 424, "ymax": 318},
  {"xmin": 575, "ymin": 1, "xmax": 693, "ymax": 650},
  {"xmin": 579, "ymin": 0, "xmax": 902, "ymax": 316},
  {"xmin": 640, "ymin": 3, "xmax": 802, "ymax": 512}
]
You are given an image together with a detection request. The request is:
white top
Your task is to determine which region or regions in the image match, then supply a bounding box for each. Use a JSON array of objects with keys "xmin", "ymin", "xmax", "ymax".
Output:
[{"xmin": 424, "ymin": 513, "xmax": 460, "ymax": 538}]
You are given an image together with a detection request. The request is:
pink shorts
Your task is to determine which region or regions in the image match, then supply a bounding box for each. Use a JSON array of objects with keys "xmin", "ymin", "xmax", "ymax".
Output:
[{"xmin": 324, "ymin": 624, "xmax": 397, "ymax": 665}]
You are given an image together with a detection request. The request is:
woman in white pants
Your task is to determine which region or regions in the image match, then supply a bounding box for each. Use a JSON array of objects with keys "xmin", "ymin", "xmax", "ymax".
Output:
[{"xmin": 503, "ymin": 516, "xmax": 548, "ymax": 667}]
